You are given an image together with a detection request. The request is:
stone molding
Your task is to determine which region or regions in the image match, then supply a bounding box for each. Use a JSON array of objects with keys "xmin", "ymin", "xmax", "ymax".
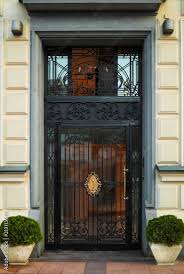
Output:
[
  {"xmin": 156, "ymin": 165, "xmax": 184, "ymax": 183},
  {"xmin": 159, "ymin": 174, "xmax": 184, "ymax": 183},
  {"xmin": 156, "ymin": 165, "xmax": 184, "ymax": 173},
  {"xmin": 0, "ymin": 172, "xmax": 29, "ymax": 183},
  {"xmin": 20, "ymin": 0, "xmax": 163, "ymax": 13},
  {"xmin": 0, "ymin": 165, "xmax": 29, "ymax": 174}
]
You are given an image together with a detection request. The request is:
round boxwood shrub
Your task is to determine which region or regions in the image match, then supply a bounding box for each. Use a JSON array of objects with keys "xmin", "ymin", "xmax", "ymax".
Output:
[
  {"xmin": 146, "ymin": 215, "xmax": 184, "ymax": 246},
  {"xmin": 0, "ymin": 215, "xmax": 43, "ymax": 246}
]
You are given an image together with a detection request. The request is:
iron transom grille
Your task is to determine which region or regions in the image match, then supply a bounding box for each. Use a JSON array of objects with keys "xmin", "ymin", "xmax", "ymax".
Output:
[{"xmin": 47, "ymin": 48, "xmax": 141, "ymax": 97}]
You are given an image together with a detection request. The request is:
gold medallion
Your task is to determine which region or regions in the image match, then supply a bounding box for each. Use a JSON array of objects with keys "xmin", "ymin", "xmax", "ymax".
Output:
[{"xmin": 85, "ymin": 172, "xmax": 102, "ymax": 197}]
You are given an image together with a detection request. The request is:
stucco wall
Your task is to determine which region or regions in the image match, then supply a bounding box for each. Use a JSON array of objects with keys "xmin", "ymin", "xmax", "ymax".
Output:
[
  {"xmin": 0, "ymin": 0, "xmax": 184, "ymax": 253},
  {"xmin": 0, "ymin": 0, "xmax": 30, "ymax": 222},
  {"xmin": 153, "ymin": 0, "xmax": 184, "ymax": 222}
]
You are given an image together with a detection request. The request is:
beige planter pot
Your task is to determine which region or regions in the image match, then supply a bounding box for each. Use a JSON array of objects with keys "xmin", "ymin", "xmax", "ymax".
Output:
[
  {"xmin": 150, "ymin": 243, "xmax": 182, "ymax": 265},
  {"xmin": 1, "ymin": 243, "xmax": 35, "ymax": 265}
]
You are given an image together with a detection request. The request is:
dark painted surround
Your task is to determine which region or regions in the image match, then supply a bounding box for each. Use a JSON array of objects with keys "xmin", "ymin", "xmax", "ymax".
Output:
[{"xmin": 20, "ymin": 0, "xmax": 164, "ymax": 254}]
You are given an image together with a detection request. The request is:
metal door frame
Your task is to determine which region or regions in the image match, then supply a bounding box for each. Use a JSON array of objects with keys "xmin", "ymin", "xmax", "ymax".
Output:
[{"xmin": 44, "ymin": 46, "xmax": 142, "ymax": 249}]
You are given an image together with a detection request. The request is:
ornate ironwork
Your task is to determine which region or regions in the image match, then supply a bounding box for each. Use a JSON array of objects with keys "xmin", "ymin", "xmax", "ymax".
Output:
[
  {"xmin": 47, "ymin": 48, "xmax": 141, "ymax": 97},
  {"xmin": 85, "ymin": 172, "xmax": 102, "ymax": 197},
  {"xmin": 96, "ymin": 103, "xmax": 120, "ymax": 120},
  {"xmin": 67, "ymin": 103, "xmax": 90, "ymax": 120},
  {"xmin": 62, "ymin": 221, "xmax": 88, "ymax": 239},
  {"xmin": 45, "ymin": 47, "xmax": 142, "ymax": 250},
  {"xmin": 47, "ymin": 102, "xmax": 141, "ymax": 125},
  {"xmin": 97, "ymin": 218, "xmax": 126, "ymax": 238}
]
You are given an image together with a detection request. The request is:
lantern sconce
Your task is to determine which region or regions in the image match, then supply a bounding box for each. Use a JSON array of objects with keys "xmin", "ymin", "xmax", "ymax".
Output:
[
  {"xmin": 11, "ymin": 20, "xmax": 23, "ymax": 36},
  {"xmin": 162, "ymin": 17, "xmax": 174, "ymax": 35}
]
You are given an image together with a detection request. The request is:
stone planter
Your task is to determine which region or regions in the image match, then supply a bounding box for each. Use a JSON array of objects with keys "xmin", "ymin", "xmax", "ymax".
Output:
[
  {"xmin": 150, "ymin": 243, "xmax": 182, "ymax": 265},
  {"xmin": 1, "ymin": 243, "xmax": 35, "ymax": 265}
]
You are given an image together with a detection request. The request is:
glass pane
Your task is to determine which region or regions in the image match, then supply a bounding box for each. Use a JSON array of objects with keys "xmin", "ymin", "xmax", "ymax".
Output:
[
  {"xmin": 48, "ymin": 55, "xmax": 68, "ymax": 96},
  {"xmin": 118, "ymin": 52, "xmax": 140, "ymax": 97},
  {"xmin": 47, "ymin": 48, "xmax": 141, "ymax": 97}
]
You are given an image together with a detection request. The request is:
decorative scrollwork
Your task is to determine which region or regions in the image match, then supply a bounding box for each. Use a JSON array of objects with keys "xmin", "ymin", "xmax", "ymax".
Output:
[
  {"xmin": 61, "ymin": 221, "xmax": 88, "ymax": 239},
  {"xmin": 123, "ymin": 103, "xmax": 141, "ymax": 120},
  {"xmin": 132, "ymin": 151, "xmax": 140, "ymax": 162},
  {"xmin": 97, "ymin": 218, "xmax": 126, "ymax": 238},
  {"xmin": 65, "ymin": 134, "xmax": 85, "ymax": 145},
  {"xmin": 96, "ymin": 103, "xmax": 120, "ymax": 120},
  {"xmin": 132, "ymin": 177, "xmax": 140, "ymax": 185},
  {"xmin": 85, "ymin": 172, "xmax": 102, "ymax": 197},
  {"xmin": 47, "ymin": 48, "xmax": 141, "ymax": 97},
  {"xmin": 47, "ymin": 103, "xmax": 63, "ymax": 124},
  {"xmin": 66, "ymin": 103, "xmax": 90, "ymax": 120},
  {"xmin": 47, "ymin": 102, "xmax": 141, "ymax": 123}
]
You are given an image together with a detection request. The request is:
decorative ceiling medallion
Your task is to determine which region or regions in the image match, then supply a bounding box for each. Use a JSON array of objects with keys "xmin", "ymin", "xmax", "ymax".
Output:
[{"xmin": 85, "ymin": 172, "xmax": 102, "ymax": 197}]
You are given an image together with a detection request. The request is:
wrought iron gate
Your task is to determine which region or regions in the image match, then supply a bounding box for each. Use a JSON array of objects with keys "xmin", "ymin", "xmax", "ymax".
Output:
[{"xmin": 45, "ymin": 47, "xmax": 142, "ymax": 249}]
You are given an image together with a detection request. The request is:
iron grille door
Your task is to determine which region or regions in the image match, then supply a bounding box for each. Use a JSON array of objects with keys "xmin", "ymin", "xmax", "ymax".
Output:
[{"xmin": 45, "ymin": 47, "xmax": 142, "ymax": 249}]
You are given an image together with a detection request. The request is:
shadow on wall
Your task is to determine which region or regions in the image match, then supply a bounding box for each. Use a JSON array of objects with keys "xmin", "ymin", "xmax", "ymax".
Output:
[
  {"xmin": 179, "ymin": 244, "xmax": 184, "ymax": 257},
  {"xmin": 0, "ymin": 249, "xmax": 4, "ymax": 264}
]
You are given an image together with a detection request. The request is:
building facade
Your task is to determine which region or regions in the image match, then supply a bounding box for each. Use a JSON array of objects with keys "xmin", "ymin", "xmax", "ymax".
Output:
[{"xmin": 0, "ymin": 0, "xmax": 184, "ymax": 255}]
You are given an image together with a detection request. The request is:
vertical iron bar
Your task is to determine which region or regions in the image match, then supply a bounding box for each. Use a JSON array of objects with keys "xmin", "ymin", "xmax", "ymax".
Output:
[
  {"xmin": 88, "ymin": 130, "xmax": 90, "ymax": 244},
  {"xmin": 115, "ymin": 136, "xmax": 118, "ymax": 240},
  {"xmin": 69, "ymin": 133, "xmax": 71, "ymax": 227},
  {"xmin": 54, "ymin": 126, "xmax": 62, "ymax": 246},
  {"xmin": 83, "ymin": 134, "xmax": 85, "ymax": 232},
  {"xmin": 101, "ymin": 133, "xmax": 104, "ymax": 243},
  {"xmin": 44, "ymin": 50, "xmax": 49, "ymax": 247},
  {"xmin": 126, "ymin": 125, "xmax": 132, "ymax": 245},
  {"xmin": 110, "ymin": 139, "xmax": 113, "ymax": 235},
  {"xmin": 105, "ymin": 136, "xmax": 108, "ymax": 236},
  {"xmin": 137, "ymin": 125, "xmax": 142, "ymax": 247},
  {"xmin": 63, "ymin": 132, "xmax": 67, "ymax": 242},
  {"xmin": 92, "ymin": 131, "xmax": 95, "ymax": 244},
  {"xmin": 97, "ymin": 132, "xmax": 99, "ymax": 245},
  {"xmin": 74, "ymin": 133, "xmax": 76, "ymax": 236},
  {"xmin": 79, "ymin": 132, "xmax": 81, "ymax": 235}
]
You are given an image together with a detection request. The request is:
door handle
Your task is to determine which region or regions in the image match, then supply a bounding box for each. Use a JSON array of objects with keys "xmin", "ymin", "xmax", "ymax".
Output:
[{"xmin": 123, "ymin": 165, "xmax": 129, "ymax": 201}]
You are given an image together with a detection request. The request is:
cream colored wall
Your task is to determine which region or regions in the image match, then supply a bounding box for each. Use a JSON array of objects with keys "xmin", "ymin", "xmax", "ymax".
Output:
[
  {"xmin": 0, "ymin": 0, "xmax": 184, "ymax": 250},
  {"xmin": 0, "ymin": 0, "xmax": 30, "ymax": 220},
  {"xmin": 150, "ymin": 0, "xmax": 184, "ymax": 222},
  {"xmin": 156, "ymin": 0, "xmax": 180, "ymax": 165}
]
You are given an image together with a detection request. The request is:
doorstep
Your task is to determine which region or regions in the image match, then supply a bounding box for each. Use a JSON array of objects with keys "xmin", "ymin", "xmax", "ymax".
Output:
[{"xmin": 34, "ymin": 250, "xmax": 153, "ymax": 262}]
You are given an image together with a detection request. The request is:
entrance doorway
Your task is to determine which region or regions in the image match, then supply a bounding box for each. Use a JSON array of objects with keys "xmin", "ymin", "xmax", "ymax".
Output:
[{"xmin": 45, "ymin": 47, "xmax": 142, "ymax": 249}]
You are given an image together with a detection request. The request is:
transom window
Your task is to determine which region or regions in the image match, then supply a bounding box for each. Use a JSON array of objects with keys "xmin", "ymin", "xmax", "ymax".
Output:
[{"xmin": 47, "ymin": 48, "xmax": 141, "ymax": 97}]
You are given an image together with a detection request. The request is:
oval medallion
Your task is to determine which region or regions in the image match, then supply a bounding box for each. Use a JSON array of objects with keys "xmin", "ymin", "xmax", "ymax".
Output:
[{"xmin": 85, "ymin": 172, "xmax": 102, "ymax": 197}]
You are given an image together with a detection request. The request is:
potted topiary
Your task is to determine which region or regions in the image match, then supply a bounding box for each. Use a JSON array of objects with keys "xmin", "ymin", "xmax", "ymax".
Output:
[
  {"xmin": 146, "ymin": 215, "xmax": 184, "ymax": 265},
  {"xmin": 0, "ymin": 215, "xmax": 43, "ymax": 265}
]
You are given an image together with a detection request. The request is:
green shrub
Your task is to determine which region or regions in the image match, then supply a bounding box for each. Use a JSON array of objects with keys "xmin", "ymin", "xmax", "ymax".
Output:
[
  {"xmin": 146, "ymin": 215, "xmax": 184, "ymax": 246},
  {"xmin": 0, "ymin": 215, "xmax": 43, "ymax": 246}
]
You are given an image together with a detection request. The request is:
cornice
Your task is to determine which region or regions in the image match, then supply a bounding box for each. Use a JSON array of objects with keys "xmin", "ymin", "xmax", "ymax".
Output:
[{"xmin": 19, "ymin": 0, "xmax": 163, "ymax": 13}]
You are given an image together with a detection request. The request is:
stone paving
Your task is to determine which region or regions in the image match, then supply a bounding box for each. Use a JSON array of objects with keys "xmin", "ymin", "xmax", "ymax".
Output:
[{"xmin": 0, "ymin": 251, "xmax": 183, "ymax": 274}]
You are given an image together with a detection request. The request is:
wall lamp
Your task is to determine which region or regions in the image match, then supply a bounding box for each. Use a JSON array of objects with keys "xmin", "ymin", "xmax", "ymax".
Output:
[
  {"xmin": 163, "ymin": 18, "xmax": 174, "ymax": 35},
  {"xmin": 12, "ymin": 20, "xmax": 23, "ymax": 36}
]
